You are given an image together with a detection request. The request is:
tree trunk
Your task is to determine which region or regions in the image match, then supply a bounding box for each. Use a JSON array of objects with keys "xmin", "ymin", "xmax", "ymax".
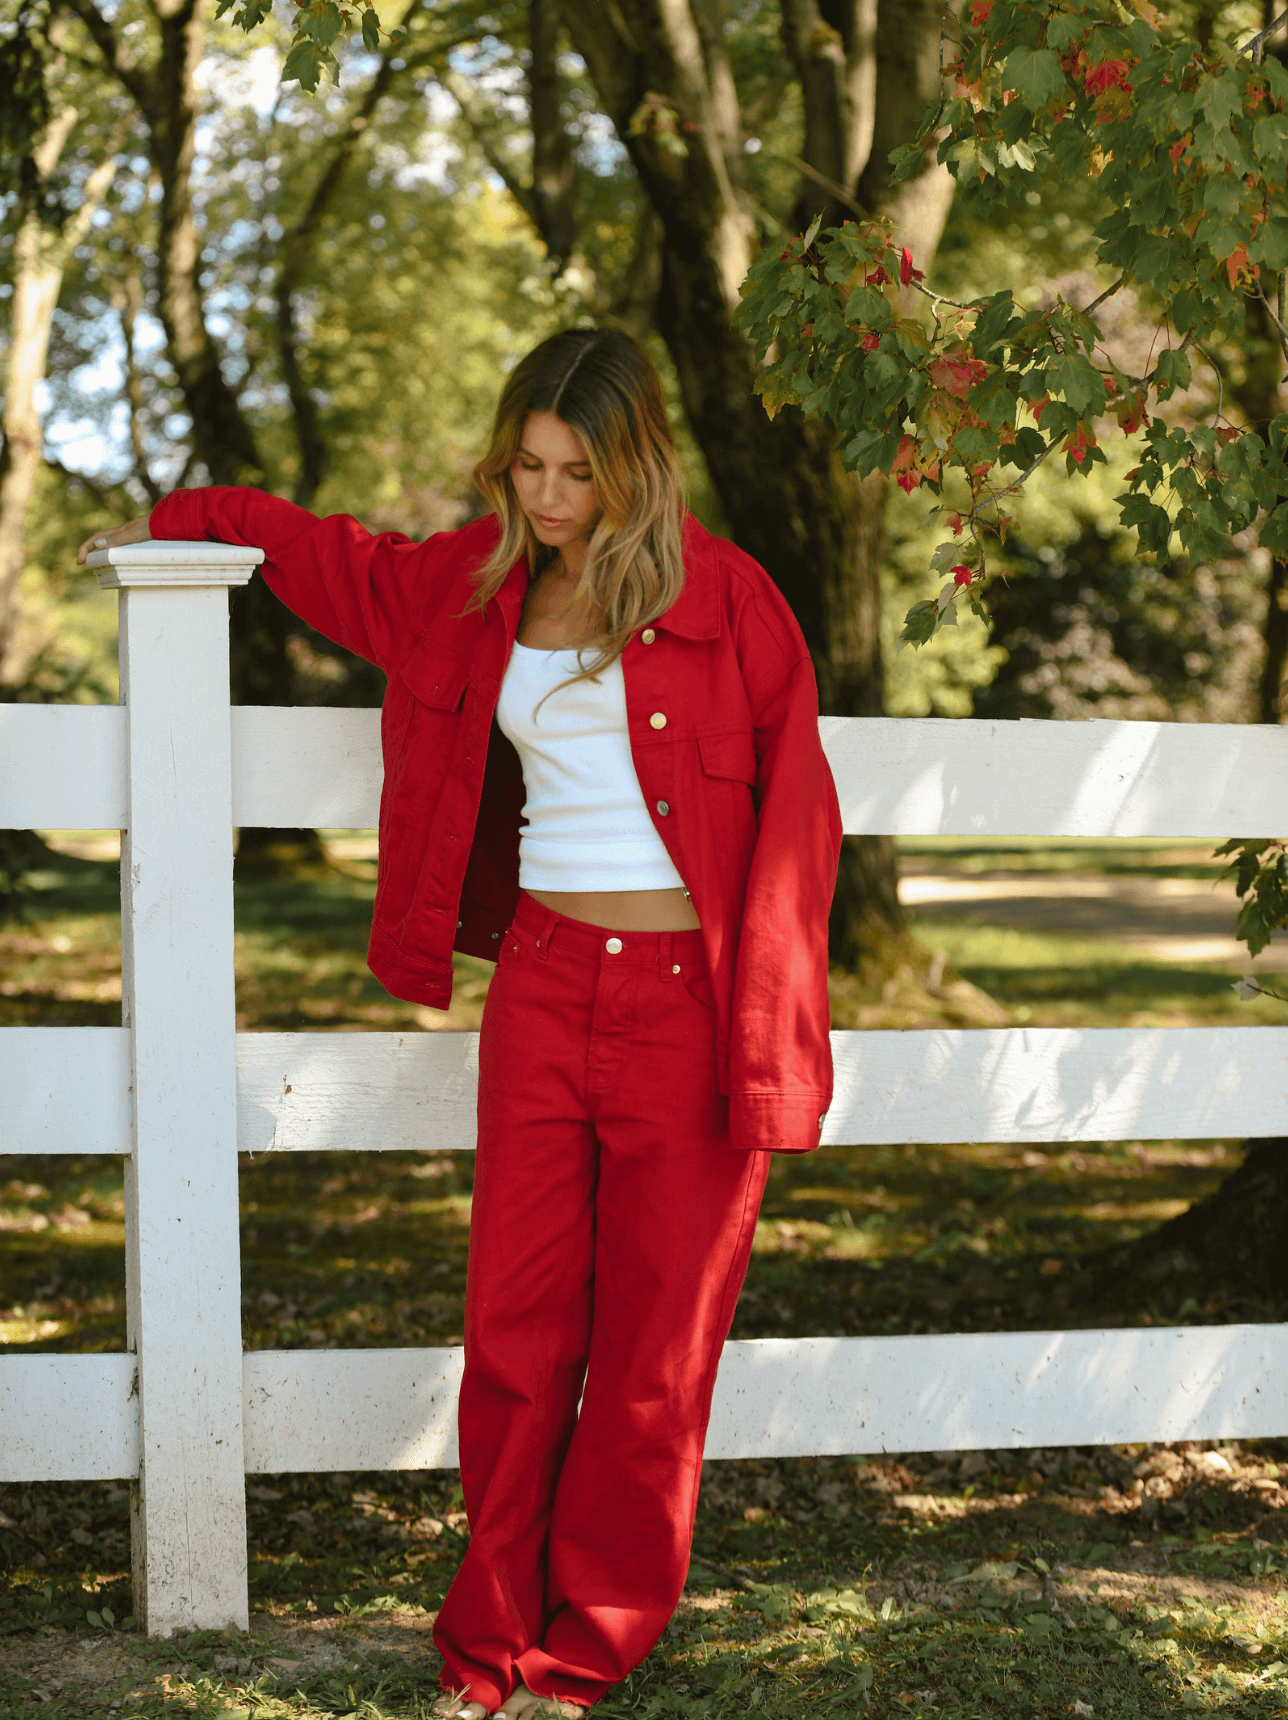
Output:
[
  {"xmin": 151, "ymin": 0, "xmax": 265, "ymax": 488},
  {"xmin": 528, "ymin": 0, "xmax": 578, "ymax": 273},
  {"xmin": 561, "ymin": 0, "xmax": 955, "ymax": 971},
  {"xmin": 1260, "ymin": 556, "xmax": 1288, "ymax": 722},
  {"xmin": 0, "ymin": 92, "xmax": 117, "ymax": 685},
  {"xmin": 1094, "ymin": 1139, "xmax": 1288, "ymax": 1314}
]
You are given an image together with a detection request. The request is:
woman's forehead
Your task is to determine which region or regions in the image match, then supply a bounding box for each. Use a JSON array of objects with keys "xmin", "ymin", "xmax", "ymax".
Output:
[{"xmin": 518, "ymin": 410, "xmax": 591, "ymax": 465}]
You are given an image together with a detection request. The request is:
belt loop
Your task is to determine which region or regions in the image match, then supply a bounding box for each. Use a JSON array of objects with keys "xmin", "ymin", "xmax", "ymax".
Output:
[
  {"xmin": 660, "ymin": 931, "xmax": 673, "ymax": 980},
  {"xmin": 534, "ymin": 904, "xmax": 560, "ymax": 959}
]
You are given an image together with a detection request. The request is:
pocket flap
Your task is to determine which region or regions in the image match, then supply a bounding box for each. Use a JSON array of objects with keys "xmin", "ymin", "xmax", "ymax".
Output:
[
  {"xmin": 401, "ymin": 640, "xmax": 470, "ymax": 711},
  {"xmin": 698, "ymin": 730, "xmax": 757, "ymax": 784}
]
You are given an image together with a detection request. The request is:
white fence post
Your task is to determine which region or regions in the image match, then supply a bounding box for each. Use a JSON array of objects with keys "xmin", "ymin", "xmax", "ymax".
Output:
[{"xmin": 91, "ymin": 540, "xmax": 262, "ymax": 1636}]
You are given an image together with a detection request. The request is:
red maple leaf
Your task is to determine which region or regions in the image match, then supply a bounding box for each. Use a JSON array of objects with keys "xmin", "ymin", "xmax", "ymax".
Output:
[
  {"xmin": 861, "ymin": 332, "xmax": 880, "ymax": 351},
  {"xmin": 951, "ymin": 566, "xmax": 973, "ymax": 586},
  {"xmin": 1065, "ymin": 423, "xmax": 1097, "ymax": 466},
  {"xmin": 1227, "ymin": 243, "xmax": 1259, "ymax": 289},
  {"xmin": 1113, "ymin": 391, "xmax": 1149, "ymax": 435},
  {"xmin": 929, "ymin": 355, "xmax": 988, "ymax": 397},
  {"xmin": 968, "ymin": 0, "xmax": 992, "ymax": 22},
  {"xmin": 900, "ymin": 247, "xmax": 925, "ymax": 287},
  {"xmin": 1085, "ymin": 59, "xmax": 1133, "ymax": 97},
  {"xmin": 893, "ymin": 434, "xmax": 924, "ymax": 493}
]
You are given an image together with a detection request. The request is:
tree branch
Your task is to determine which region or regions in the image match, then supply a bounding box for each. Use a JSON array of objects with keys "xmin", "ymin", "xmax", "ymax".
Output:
[
  {"xmin": 61, "ymin": 0, "xmax": 155, "ymax": 117},
  {"xmin": 274, "ymin": 30, "xmax": 411, "ymax": 507},
  {"xmin": 1239, "ymin": 7, "xmax": 1288, "ymax": 58},
  {"xmin": 444, "ymin": 68, "xmax": 536, "ymax": 217},
  {"xmin": 1254, "ymin": 279, "xmax": 1288, "ymax": 367}
]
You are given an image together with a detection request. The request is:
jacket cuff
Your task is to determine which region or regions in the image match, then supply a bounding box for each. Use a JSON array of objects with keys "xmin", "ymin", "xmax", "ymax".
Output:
[
  {"xmin": 728, "ymin": 1092, "xmax": 829, "ymax": 1155},
  {"xmin": 149, "ymin": 488, "xmax": 208, "ymax": 541}
]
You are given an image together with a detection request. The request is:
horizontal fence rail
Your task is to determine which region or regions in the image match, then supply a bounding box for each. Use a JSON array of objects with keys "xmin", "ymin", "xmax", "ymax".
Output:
[
  {"xmin": 5, "ymin": 1326, "xmax": 1287, "ymax": 1485},
  {"xmin": 6, "ymin": 1024, "xmax": 1288, "ymax": 1155},
  {"xmin": 5, "ymin": 702, "xmax": 1288, "ymax": 836},
  {"xmin": 4, "ymin": 541, "xmax": 1288, "ymax": 1636}
]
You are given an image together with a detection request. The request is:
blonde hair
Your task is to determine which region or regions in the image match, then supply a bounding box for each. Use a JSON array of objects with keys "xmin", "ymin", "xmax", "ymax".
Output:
[{"xmin": 470, "ymin": 328, "xmax": 687, "ymax": 682}]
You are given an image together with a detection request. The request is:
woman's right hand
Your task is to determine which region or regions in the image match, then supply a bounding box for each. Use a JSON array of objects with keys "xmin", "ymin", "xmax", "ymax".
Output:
[{"xmin": 76, "ymin": 515, "xmax": 152, "ymax": 566}]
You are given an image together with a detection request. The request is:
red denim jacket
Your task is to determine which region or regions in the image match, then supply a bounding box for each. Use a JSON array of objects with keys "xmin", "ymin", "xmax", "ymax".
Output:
[{"xmin": 149, "ymin": 487, "xmax": 841, "ymax": 1153}]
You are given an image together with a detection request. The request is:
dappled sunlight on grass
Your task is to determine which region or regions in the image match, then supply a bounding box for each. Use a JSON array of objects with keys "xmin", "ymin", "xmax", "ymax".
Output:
[{"xmin": 5, "ymin": 838, "xmax": 1288, "ymax": 1713}]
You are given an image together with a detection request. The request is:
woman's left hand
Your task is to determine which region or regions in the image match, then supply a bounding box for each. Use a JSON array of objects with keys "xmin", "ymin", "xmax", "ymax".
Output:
[{"xmin": 76, "ymin": 515, "xmax": 152, "ymax": 566}]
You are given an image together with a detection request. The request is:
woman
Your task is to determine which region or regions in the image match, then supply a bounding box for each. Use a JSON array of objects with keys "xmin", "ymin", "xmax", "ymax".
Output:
[{"xmin": 79, "ymin": 328, "xmax": 841, "ymax": 1720}]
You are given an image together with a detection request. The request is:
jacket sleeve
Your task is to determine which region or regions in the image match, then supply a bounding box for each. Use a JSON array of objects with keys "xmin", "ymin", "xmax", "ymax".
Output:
[
  {"xmin": 149, "ymin": 486, "xmax": 486, "ymax": 671},
  {"xmin": 727, "ymin": 615, "xmax": 842, "ymax": 1155}
]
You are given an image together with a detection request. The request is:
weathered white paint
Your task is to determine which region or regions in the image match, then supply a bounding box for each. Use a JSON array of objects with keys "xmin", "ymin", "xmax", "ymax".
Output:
[
  {"xmin": 706, "ymin": 1327, "xmax": 1288, "ymax": 1456},
  {"xmin": 231, "ymin": 707, "xmax": 384, "ymax": 829},
  {"xmin": 0, "ymin": 1027, "xmax": 130, "ymax": 1153},
  {"xmin": 237, "ymin": 1032, "xmax": 479, "ymax": 1155},
  {"xmin": 243, "ymin": 1348, "xmax": 465, "ymax": 1472},
  {"xmin": 12, "ymin": 1326, "xmax": 1286, "ymax": 1482},
  {"xmin": 0, "ymin": 1353, "xmax": 139, "ymax": 1481},
  {"xmin": 8, "ymin": 1023, "xmax": 1288, "ymax": 1154},
  {"xmin": 821, "ymin": 1024, "xmax": 1288, "ymax": 1145},
  {"xmin": 0, "ymin": 704, "xmax": 126, "ymax": 828},
  {"xmin": 7, "ymin": 703, "xmax": 1288, "ymax": 839},
  {"xmin": 95, "ymin": 540, "xmax": 261, "ymax": 1637},
  {"xmin": 235, "ymin": 1025, "xmax": 1288, "ymax": 1150},
  {"xmin": 821, "ymin": 713, "xmax": 1288, "ymax": 837}
]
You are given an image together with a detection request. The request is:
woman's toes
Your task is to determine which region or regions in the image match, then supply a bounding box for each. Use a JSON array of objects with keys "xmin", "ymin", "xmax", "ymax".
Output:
[
  {"xmin": 432, "ymin": 1696, "xmax": 488, "ymax": 1720},
  {"xmin": 493, "ymin": 1688, "xmax": 582, "ymax": 1720}
]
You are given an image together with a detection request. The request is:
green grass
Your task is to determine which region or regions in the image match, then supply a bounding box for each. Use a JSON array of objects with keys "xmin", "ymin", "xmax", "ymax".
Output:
[{"xmin": 4, "ymin": 838, "xmax": 1288, "ymax": 1716}]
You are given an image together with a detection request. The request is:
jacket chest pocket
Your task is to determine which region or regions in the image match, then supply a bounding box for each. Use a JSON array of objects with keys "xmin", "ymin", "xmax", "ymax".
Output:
[
  {"xmin": 385, "ymin": 644, "xmax": 472, "ymax": 792},
  {"xmin": 401, "ymin": 640, "xmax": 470, "ymax": 713},
  {"xmin": 698, "ymin": 729, "xmax": 757, "ymax": 787}
]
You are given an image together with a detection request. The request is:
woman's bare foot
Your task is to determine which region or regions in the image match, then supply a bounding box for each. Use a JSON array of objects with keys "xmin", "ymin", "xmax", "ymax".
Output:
[
  {"xmin": 493, "ymin": 1682, "xmax": 583, "ymax": 1720},
  {"xmin": 432, "ymin": 1693, "xmax": 488, "ymax": 1720}
]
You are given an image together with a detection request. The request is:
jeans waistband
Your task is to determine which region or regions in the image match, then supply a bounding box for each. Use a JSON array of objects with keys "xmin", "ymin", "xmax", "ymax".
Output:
[{"xmin": 511, "ymin": 890, "xmax": 707, "ymax": 968}]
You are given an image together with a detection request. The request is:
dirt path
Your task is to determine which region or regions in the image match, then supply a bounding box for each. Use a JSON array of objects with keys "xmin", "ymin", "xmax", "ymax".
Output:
[{"xmin": 899, "ymin": 866, "xmax": 1288, "ymax": 972}]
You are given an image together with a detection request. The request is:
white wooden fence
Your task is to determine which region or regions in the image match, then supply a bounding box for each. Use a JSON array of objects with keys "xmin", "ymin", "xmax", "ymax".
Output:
[{"xmin": 2, "ymin": 541, "xmax": 1286, "ymax": 1636}]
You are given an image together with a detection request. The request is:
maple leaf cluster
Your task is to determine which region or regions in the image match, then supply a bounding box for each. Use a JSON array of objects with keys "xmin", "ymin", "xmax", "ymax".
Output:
[{"xmin": 734, "ymin": 0, "xmax": 1288, "ymax": 652}]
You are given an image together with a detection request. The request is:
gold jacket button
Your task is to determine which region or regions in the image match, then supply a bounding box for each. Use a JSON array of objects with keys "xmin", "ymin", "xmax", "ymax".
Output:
[
  {"xmin": 649, "ymin": 711, "xmax": 667, "ymax": 729},
  {"xmin": 641, "ymin": 628, "xmax": 656, "ymax": 644},
  {"xmin": 656, "ymin": 800, "xmax": 670, "ymax": 816},
  {"xmin": 605, "ymin": 937, "xmax": 623, "ymax": 954}
]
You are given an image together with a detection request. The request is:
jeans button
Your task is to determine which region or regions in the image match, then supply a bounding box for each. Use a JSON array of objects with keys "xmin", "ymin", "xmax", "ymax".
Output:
[{"xmin": 605, "ymin": 937, "xmax": 623, "ymax": 954}]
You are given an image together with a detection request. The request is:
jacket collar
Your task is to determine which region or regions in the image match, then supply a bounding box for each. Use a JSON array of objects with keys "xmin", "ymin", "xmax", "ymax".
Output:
[{"xmin": 653, "ymin": 514, "xmax": 720, "ymax": 641}]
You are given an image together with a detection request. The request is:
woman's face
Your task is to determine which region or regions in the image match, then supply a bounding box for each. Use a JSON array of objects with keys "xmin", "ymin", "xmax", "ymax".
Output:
[{"xmin": 510, "ymin": 411, "xmax": 602, "ymax": 553}]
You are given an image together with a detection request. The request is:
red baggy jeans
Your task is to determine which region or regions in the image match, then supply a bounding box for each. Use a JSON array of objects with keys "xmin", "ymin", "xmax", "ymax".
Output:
[{"xmin": 432, "ymin": 892, "xmax": 771, "ymax": 1710}]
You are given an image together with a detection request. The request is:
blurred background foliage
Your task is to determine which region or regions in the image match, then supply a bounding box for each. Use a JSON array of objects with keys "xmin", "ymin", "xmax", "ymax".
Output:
[{"xmin": 1, "ymin": 0, "xmax": 1279, "ymax": 725}]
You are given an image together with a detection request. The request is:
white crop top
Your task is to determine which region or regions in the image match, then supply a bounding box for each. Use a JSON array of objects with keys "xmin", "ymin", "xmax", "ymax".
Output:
[{"xmin": 495, "ymin": 643, "xmax": 686, "ymax": 892}]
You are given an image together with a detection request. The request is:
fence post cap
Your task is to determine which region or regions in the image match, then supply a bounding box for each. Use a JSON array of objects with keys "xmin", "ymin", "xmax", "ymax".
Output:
[{"xmin": 89, "ymin": 539, "xmax": 264, "ymax": 590}]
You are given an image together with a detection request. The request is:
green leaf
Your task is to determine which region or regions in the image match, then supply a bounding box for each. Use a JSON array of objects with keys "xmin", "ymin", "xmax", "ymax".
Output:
[
  {"xmin": 1251, "ymin": 218, "xmax": 1288, "ymax": 271},
  {"xmin": 801, "ymin": 211, "xmax": 824, "ymax": 252},
  {"xmin": 1261, "ymin": 503, "xmax": 1288, "ymax": 559},
  {"xmin": 361, "ymin": 8, "xmax": 380, "ymax": 50},
  {"xmin": 898, "ymin": 599, "xmax": 941, "ymax": 651},
  {"xmin": 1002, "ymin": 46, "xmax": 1065, "ymax": 110},
  {"xmin": 282, "ymin": 38, "xmax": 328, "ymax": 91},
  {"xmin": 1049, "ymin": 352, "xmax": 1107, "ymax": 418},
  {"xmin": 1153, "ymin": 347, "xmax": 1192, "ymax": 399}
]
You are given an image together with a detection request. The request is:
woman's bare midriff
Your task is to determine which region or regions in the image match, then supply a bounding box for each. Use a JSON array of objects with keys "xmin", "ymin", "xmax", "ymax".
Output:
[{"xmin": 525, "ymin": 886, "xmax": 700, "ymax": 932}]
